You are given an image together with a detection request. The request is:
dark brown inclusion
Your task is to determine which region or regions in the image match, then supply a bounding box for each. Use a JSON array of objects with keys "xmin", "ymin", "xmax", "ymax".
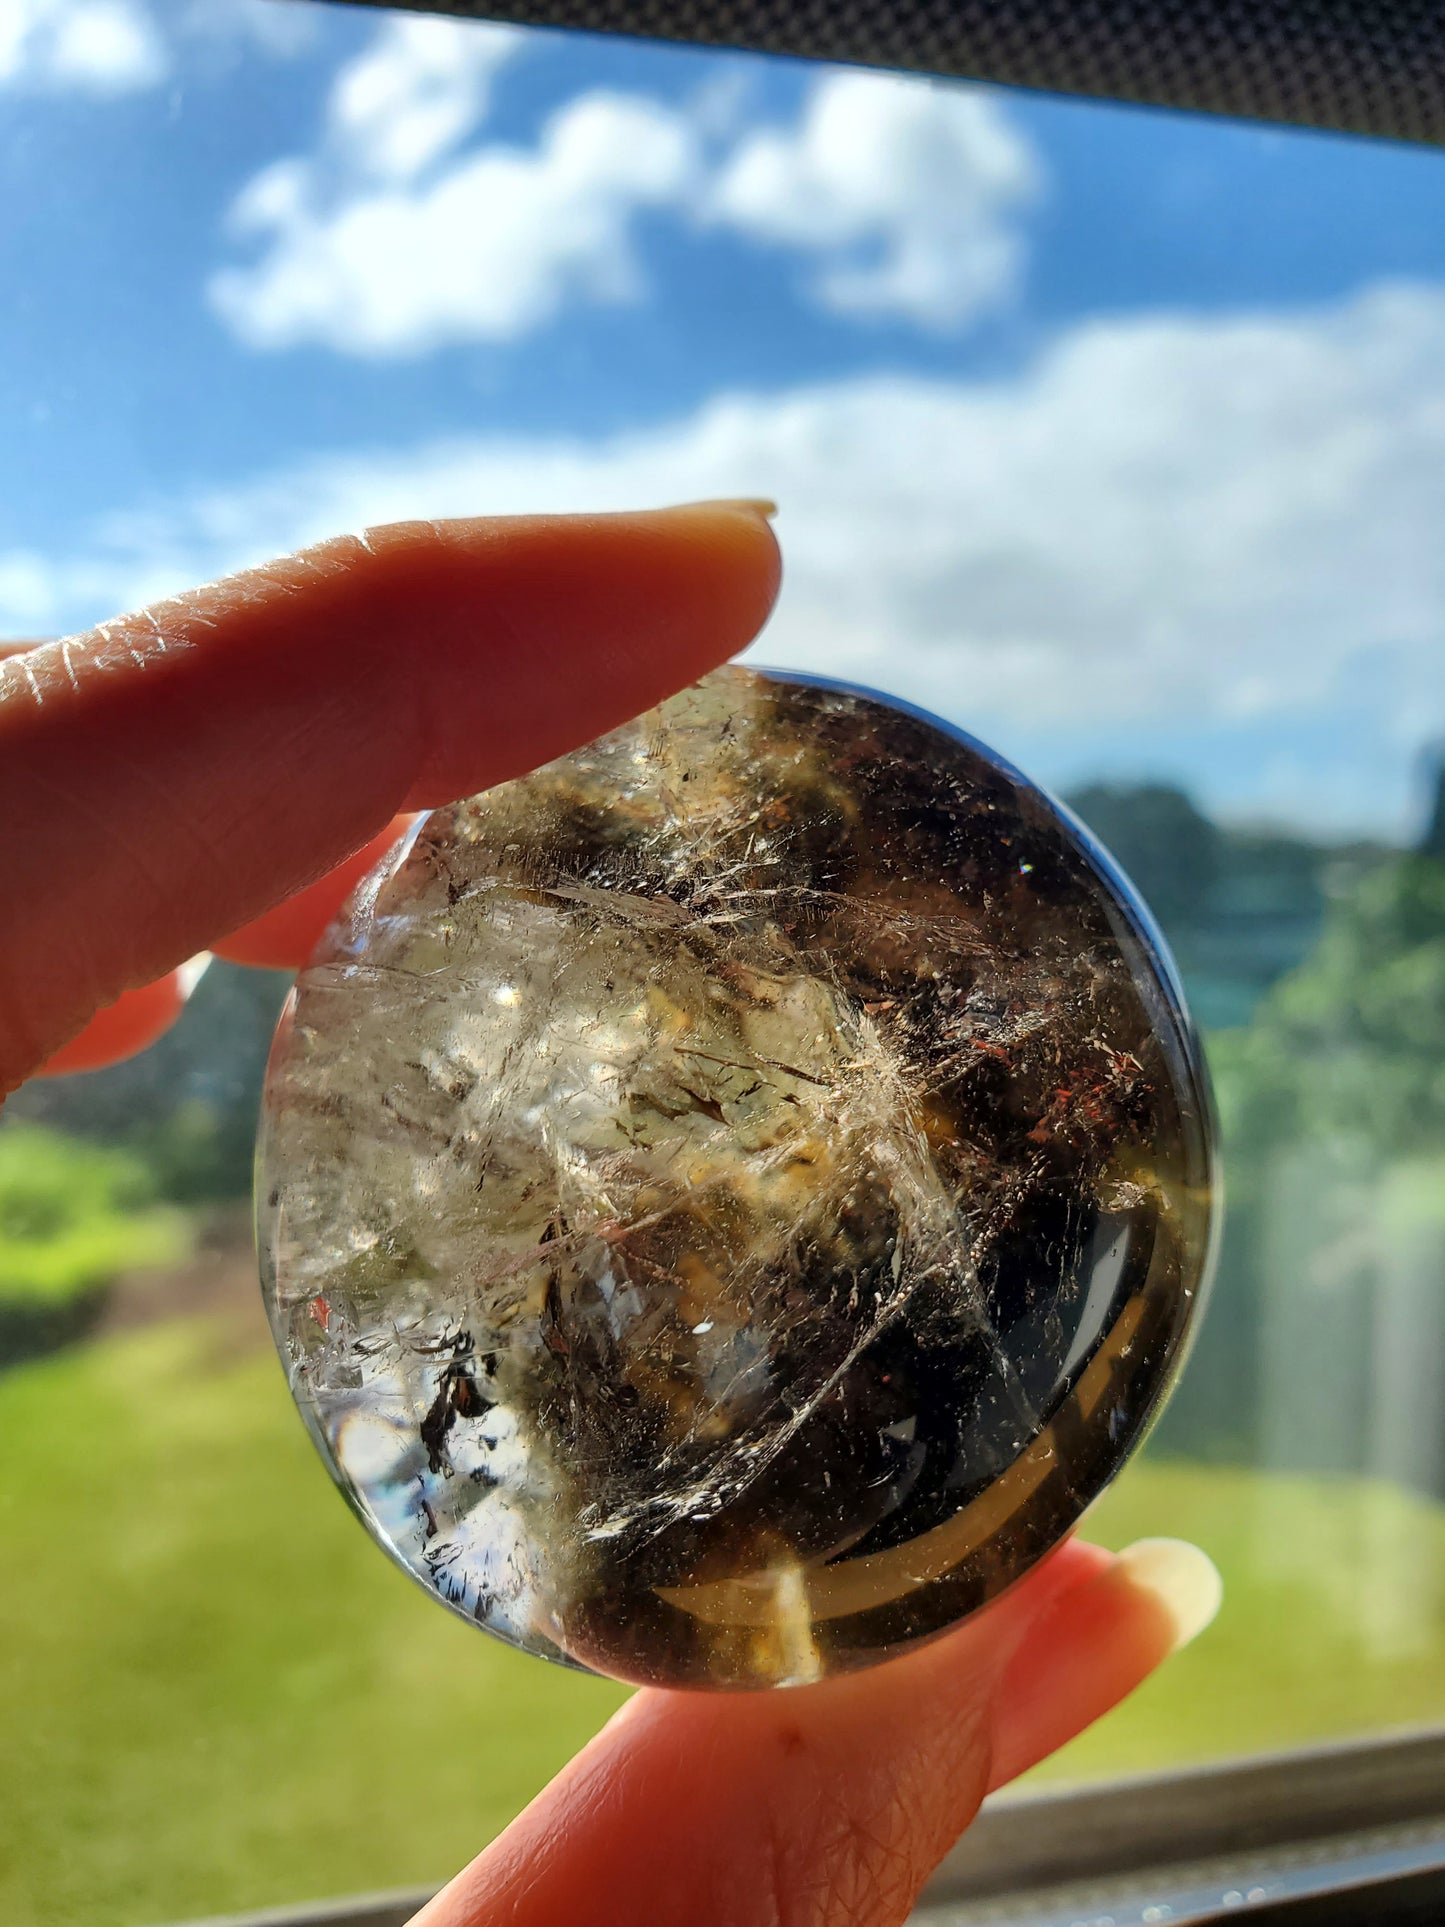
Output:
[{"xmin": 257, "ymin": 667, "xmax": 1216, "ymax": 1689}]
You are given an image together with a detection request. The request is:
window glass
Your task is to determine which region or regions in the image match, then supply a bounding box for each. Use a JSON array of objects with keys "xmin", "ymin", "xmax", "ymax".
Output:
[{"xmin": 3, "ymin": 3, "xmax": 1445, "ymax": 1921}]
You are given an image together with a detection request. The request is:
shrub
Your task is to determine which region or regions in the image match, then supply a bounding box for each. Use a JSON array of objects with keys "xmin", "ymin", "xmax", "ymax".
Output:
[{"xmin": 0, "ymin": 1125, "xmax": 190, "ymax": 1311}]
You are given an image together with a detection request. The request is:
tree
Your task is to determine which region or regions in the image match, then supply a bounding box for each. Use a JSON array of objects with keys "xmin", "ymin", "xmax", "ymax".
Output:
[
  {"xmin": 1228, "ymin": 850, "xmax": 1445, "ymax": 1155},
  {"xmin": 1064, "ymin": 782, "xmax": 1223, "ymax": 934},
  {"xmin": 6, "ymin": 962, "xmax": 291, "ymax": 1201}
]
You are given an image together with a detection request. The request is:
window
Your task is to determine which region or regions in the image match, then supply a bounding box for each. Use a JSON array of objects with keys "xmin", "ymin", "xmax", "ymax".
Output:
[{"xmin": 3, "ymin": 3, "xmax": 1444, "ymax": 1921}]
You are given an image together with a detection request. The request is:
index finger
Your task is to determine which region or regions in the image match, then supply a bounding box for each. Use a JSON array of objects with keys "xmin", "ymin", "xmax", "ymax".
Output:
[{"xmin": 0, "ymin": 503, "xmax": 780, "ymax": 1095}]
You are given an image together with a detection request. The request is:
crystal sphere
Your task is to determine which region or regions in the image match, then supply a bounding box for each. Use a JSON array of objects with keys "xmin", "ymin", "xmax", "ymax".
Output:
[{"xmin": 257, "ymin": 668, "xmax": 1216, "ymax": 1689}]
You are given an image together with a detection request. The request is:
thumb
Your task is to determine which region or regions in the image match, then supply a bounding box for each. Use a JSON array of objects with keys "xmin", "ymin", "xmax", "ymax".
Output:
[{"xmin": 411, "ymin": 1536, "xmax": 1220, "ymax": 1927}]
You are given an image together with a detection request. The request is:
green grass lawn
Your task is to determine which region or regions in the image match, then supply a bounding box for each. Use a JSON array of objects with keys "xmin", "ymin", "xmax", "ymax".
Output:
[{"xmin": 6, "ymin": 1320, "xmax": 1445, "ymax": 1927}]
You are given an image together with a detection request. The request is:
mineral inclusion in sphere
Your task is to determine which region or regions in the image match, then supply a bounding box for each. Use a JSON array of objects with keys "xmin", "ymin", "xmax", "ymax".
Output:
[{"xmin": 257, "ymin": 667, "xmax": 1216, "ymax": 1689}]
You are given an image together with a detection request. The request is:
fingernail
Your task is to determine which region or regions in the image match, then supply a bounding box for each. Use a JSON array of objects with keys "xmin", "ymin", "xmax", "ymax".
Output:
[
  {"xmin": 1114, "ymin": 1538, "xmax": 1222, "ymax": 1653},
  {"xmin": 681, "ymin": 497, "xmax": 778, "ymax": 520}
]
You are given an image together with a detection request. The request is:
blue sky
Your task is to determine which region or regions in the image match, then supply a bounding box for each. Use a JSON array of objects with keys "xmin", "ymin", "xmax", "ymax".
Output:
[{"xmin": 4, "ymin": 0, "xmax": 1445, "ymax": 837}]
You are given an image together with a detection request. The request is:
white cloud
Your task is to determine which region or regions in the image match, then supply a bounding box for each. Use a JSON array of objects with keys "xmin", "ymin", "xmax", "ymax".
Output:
[
  {"xmin": 209, "ymin": 11, "xmax": 698, "ymax": 355},
  {"xmin": 212, "ymin": 88, "xmax": 696, "ymax": 355},
  {"xmin": 0, "ymin": 0, "xmax": 167, "ymax": 93},
  {"xmin": 209, "ymin": 36, "xmax": 1041, "ymax": 356},
  {"xmin": 0, "ymin": 1, "xmax": 326, "ymax": 96},
  {"xmin": 710, "ymin": 71, "xmax": 1040, "ymax": 328},
  {"xmin": 14, "ymin": 282, "xmax": 1445, "ymax": 829},
  {"xmin": 177, "ymin": 0, "xmax": 324, "ymax": 63},
  {"xmin": 326, "ymin": 12, "xmax": 523, "ymax": 183}
]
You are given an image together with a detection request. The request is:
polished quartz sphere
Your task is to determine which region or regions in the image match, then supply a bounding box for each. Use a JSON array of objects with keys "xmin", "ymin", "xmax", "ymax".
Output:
[{"xmin": 257, "ymin": 668, "xmax": 1216, "ymax": 1689}]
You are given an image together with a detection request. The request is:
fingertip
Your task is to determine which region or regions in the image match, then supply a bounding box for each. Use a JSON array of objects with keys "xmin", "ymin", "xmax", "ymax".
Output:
[
  {"xmin": 630, "ymin": 498, "xmax": 783, "ymax": 648},
  {"xmin": 397, "ymin": 503, "xmax": 783, "ymax": 809},
  {"xmin": 650, "ymin": 492, "xmax": 780, "ymax": 544},
  {"xmin": 1112, "ymin": 1537, "xmax": 1223, "ymax": 1656},
  {"xmin": 35, "ymin": 969, "xmax": 189, "ymax": 1077},
  {"xmin": 987, "ymin": 1537, "xmax": 1220, "ymax": 1793},
  {"xmin": 361, "ymin": 498, "xmax": 780, "ymax": 578}
]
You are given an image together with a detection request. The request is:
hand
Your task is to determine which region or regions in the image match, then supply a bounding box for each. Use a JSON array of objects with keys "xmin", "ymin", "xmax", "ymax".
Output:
[{"xmin": 0, "ymin": 503, "xmax": 1219, "ymax": 1927}]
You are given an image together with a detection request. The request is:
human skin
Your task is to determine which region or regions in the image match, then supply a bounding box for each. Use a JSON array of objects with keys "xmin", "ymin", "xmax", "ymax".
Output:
[{"xmin": 0, "ymin": 502, "xmax": 1219, "ymax": 1927}]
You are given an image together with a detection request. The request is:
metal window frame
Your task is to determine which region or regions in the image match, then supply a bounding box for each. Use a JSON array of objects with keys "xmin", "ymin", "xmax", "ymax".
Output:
[
  {"xmin": 342, "ymin": 0, "xmax": 1445, "ymax": 145},
  {"xmin": 165, "ymin": 1727, "xmax": 1445, "ymax": 1926}
]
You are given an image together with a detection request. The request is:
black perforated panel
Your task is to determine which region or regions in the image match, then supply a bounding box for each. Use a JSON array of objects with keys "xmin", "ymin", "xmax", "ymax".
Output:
[{"xmin": 347, "ymin": 0, "xmax": 1445, "ymax": 145}]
